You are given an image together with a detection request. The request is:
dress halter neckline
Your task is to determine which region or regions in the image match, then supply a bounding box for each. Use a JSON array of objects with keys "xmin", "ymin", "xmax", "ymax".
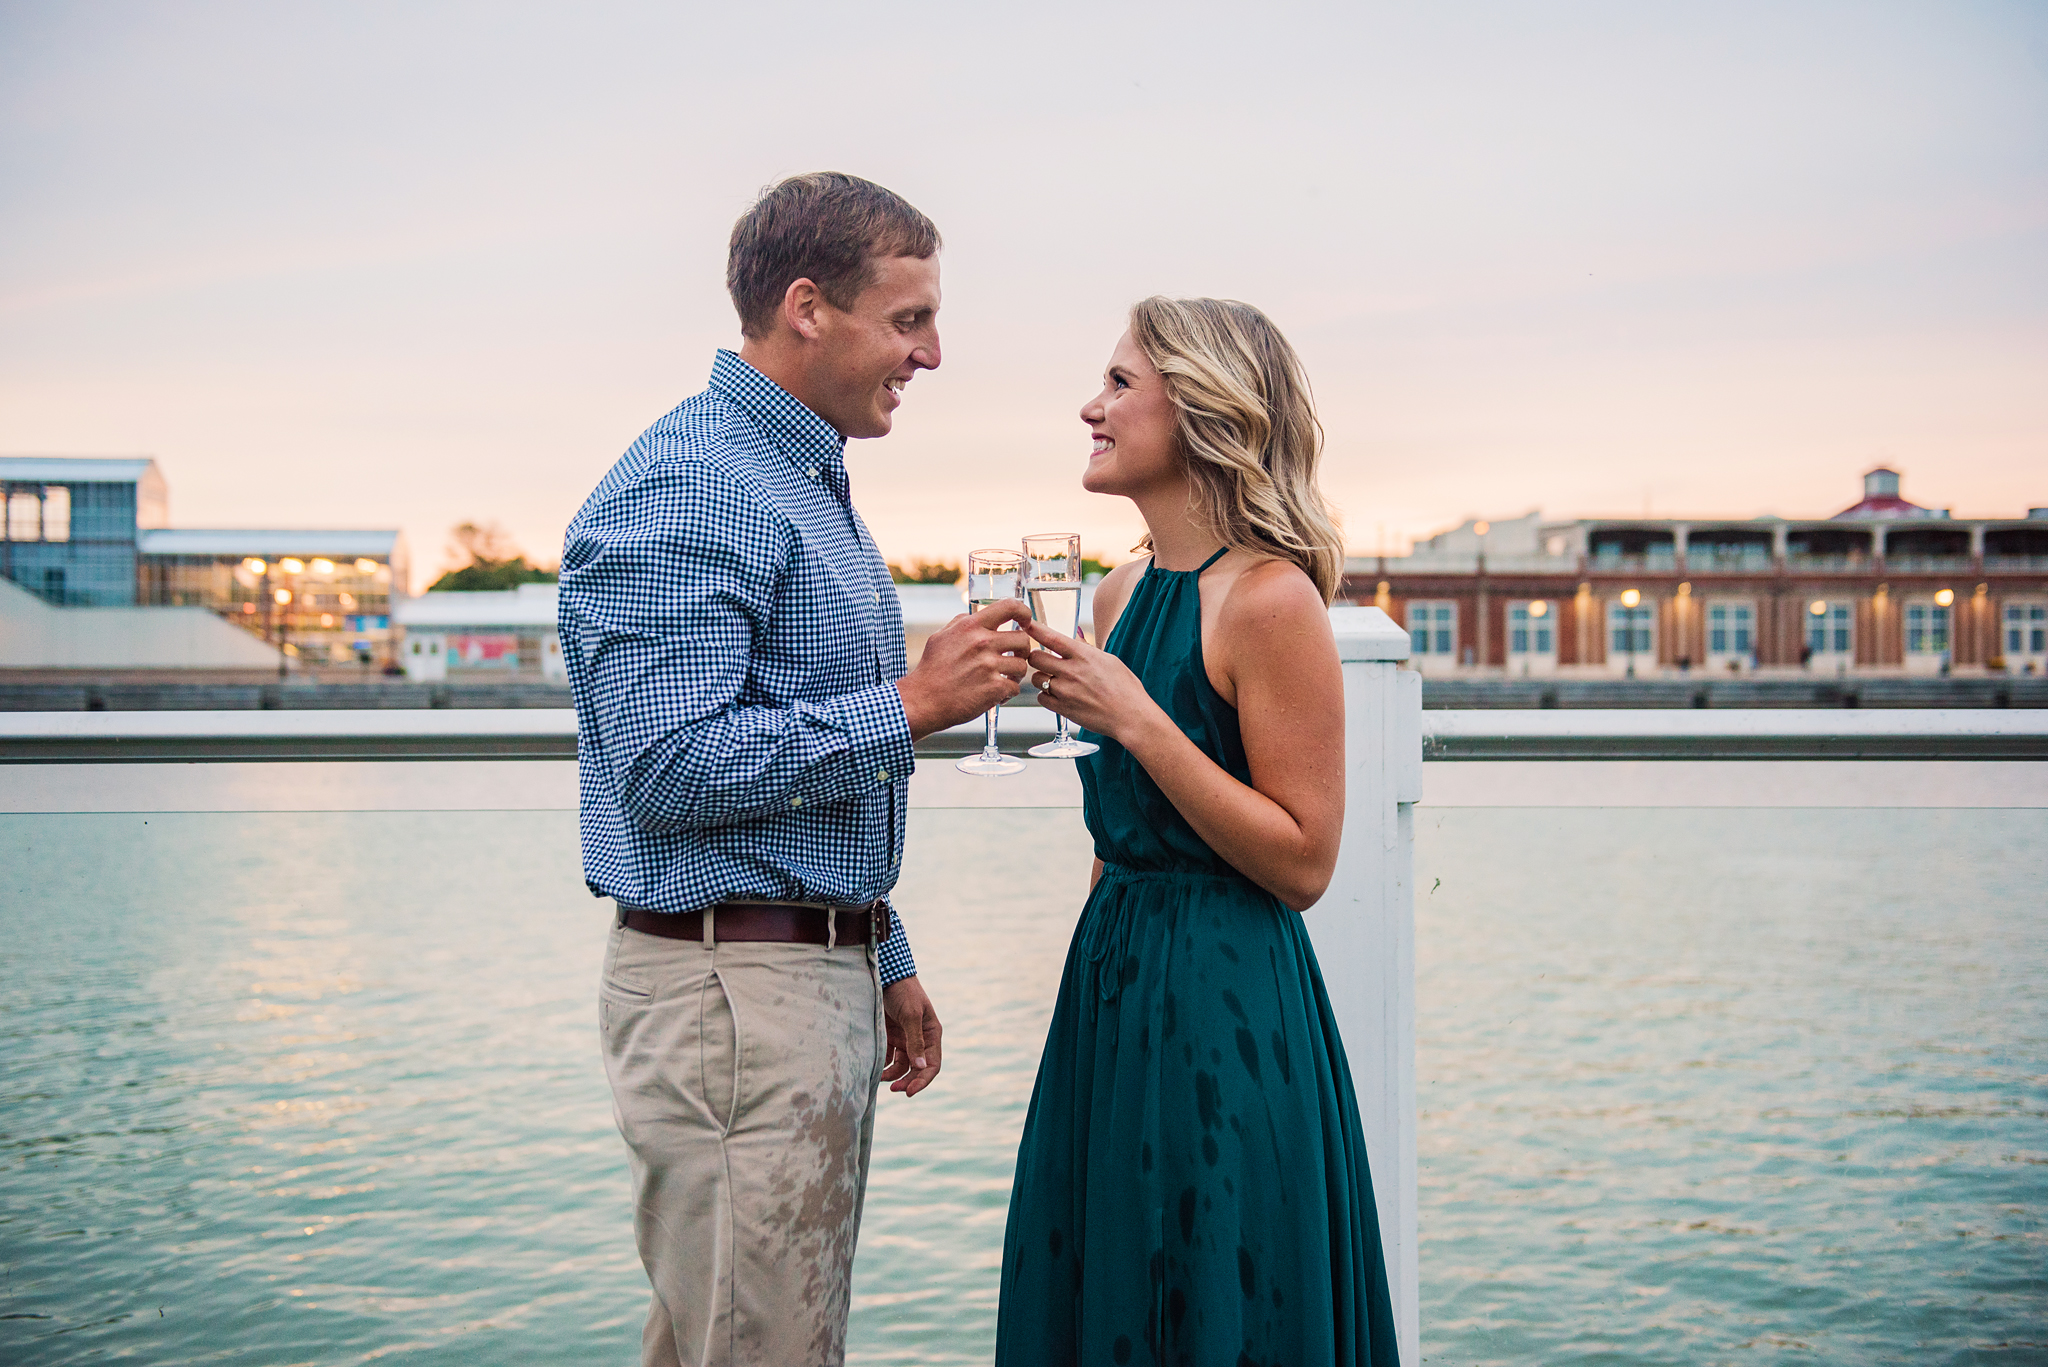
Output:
[{"xmin": 1153, "ymin": 546, "xmax": 1230, "ymax": 575}]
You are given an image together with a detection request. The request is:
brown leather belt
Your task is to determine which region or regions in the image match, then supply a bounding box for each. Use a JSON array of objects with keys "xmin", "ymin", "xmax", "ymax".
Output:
[{"xmin": 616, "ymin": 899, "xmax": 890, "ymax": 947}]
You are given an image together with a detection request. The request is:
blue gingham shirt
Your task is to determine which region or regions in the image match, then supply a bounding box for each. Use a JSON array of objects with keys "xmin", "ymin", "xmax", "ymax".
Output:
[{"xmin": 559, "ymin": 350, "xmax": 918, "ymax": 985}]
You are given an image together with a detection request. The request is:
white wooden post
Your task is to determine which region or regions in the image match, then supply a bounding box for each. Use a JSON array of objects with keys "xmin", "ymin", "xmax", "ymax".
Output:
[{"xmin": 1306, "ymin": 605, "xmax": 1421, "ymax": 1364}]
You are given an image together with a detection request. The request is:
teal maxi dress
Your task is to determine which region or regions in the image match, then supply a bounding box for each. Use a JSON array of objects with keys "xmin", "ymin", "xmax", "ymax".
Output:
[{"xmin": 995, "ymin": 550, "xmax": 1400, "ymax": 1367}]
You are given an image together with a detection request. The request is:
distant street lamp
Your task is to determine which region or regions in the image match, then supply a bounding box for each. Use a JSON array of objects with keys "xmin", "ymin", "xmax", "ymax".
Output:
[
  {"xmin": 1620, "ymin": 588, "xmax": 1642, "ymax": 679},
  {"xmin": 273, "ymin": 585, "xmax": 294, "ymax": 680}
]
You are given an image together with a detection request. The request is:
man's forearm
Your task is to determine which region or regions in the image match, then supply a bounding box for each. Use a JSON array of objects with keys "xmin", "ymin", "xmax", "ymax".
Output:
[{"xmin": 608, "ymin": 682, "xmax": 914, "ymax": 832}]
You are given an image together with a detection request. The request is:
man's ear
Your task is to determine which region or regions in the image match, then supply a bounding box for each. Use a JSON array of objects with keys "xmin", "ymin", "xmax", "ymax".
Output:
[{"xmin": 782, "ymin": 278, "xmax": 824, "ymax": 341}]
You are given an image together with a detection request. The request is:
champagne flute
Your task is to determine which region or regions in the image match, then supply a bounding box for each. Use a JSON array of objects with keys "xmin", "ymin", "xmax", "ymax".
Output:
[
  {"xmin": 1022, "ymin": 533, "xmax": 1100, "ymax": 759},
  {"xmin": 955, "ymin": 549, "xmax": 1029, "ymax": 777}
]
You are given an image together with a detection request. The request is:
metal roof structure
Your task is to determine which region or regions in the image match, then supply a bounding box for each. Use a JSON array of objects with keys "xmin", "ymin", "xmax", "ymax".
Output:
[
  {"xmin": 0, "ymin": 456, "xmax": 162, "ymax": 483},
  {"xmin": 139, "ymin": 529, "xmax": 402, "ymax": 557}
]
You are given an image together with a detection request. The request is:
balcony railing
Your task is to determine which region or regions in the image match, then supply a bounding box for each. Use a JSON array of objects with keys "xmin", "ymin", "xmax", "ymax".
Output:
[
  {"xmin": 1587, "ymin": 553, "xmax": 1677, "ymax": 573},
  {"xmin": 1984, "ymin": 553, "xmax": 2048, "ymax": 570},
  {"xmin": 1683, "ymin": 548, "xmax": 1773, "ymax": 572},
  {"xmin": 1882, "ymin": 553, "xmax": 1973, "ymax": 572},
  {"xmin": 1784, "ymin": 552, "xmax": 1873, "ymax": 572}
]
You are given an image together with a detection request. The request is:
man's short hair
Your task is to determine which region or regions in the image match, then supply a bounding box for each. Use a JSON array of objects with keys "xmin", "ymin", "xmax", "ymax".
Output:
[{"xmin": 726, "ymin": 173, "xmax": 942, "ymax": 339}]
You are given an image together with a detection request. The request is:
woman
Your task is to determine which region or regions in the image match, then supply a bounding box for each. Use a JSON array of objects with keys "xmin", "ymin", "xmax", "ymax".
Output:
[{"xmin": 997, "ymin": 297, "xmax": 1400, "ymax": 1365}]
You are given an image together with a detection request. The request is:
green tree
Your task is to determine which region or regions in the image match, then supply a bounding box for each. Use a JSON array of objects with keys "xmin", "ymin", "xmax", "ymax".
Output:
[
  {"xmin": 887, "ymin": 558, "xmax": 961, "ymax": 585},
  {"xmin": 429, "ymin": 521, "xmax": 559, "ymax": 591}
]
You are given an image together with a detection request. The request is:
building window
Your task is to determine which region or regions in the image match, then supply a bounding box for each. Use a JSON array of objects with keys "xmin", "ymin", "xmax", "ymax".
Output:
[
  {"xmin": 1608, "ymin": 602, "xmax": 1653, "ymax": 655},
  {"xmin": 1905, "ymin": 603, "xmax": 1950, "ymax": 655},
  {"xmin": 2005, "ymin": 602, "xmax": 2046, "ymax": 657},
  {"xmin": 1807, "ymin": 602, "xmax": 1852, "ymax": 656},
  {"xmin": 1706, "ymin": 602, "xmax": 1753, "ymax": 656},
  {"xmin": 1407, "ymin": 601, "xmax": 1456, "ymax": 657},
  {"xmin": 1508, "ymin": 602, "xmax": 1554, "ymax": 656},
  {"xmin": 3, "ymin": 486, "xmax": 70, "ymax": 543}
]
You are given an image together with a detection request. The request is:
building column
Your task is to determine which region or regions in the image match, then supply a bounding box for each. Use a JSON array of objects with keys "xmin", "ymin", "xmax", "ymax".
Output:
[
  {"xmin": 1872, "ymin": 524, "xmax": 1888, "ymax": 567},
  {"xmin": 1970, "ymin": 524, "xmax": 1986, "ymax": 569},
  {"xmin": 1772, "ymin": 522, "xmax": 1789, "ymax": 565}
]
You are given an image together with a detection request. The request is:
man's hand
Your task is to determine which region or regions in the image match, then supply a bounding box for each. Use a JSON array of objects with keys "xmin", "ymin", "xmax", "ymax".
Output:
[
  {"xmin": 880, "ymin": 975, "xmax": 943, "ymax": 1097},
  {"xmin": 896, "ymin": 598, "xmax": 1033, "ymax": 740}
]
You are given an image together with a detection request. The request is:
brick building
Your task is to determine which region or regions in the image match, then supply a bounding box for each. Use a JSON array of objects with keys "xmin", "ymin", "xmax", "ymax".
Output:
[{"xmin": 1346, "ymin": 469, "xmax": 2048, "ymax": 677}]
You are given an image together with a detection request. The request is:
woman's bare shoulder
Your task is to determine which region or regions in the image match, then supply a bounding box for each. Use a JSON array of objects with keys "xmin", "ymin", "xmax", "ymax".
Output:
[
  {"xmin": 1219, "ymin": 558, "xmax": 1332, "ymax": 639},
  {"xmin": 1087, "ymin": 556, "xmax": 1150, "ymax": 642}
]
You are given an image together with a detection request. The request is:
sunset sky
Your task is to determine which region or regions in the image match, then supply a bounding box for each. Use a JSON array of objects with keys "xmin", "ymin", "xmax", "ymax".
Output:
[{"xmin": 3, "ymin": 1, "xmax": 2043, "ymax": 589}]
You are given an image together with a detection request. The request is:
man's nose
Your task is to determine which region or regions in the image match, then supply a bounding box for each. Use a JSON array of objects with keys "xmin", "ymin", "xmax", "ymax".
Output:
[{"xmin": 913, "ymin": 330, "xmax": 941, "ymax": 371}]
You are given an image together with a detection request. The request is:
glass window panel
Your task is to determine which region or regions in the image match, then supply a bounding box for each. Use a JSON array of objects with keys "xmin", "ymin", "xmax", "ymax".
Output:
[
  {"xmin": 42, "ymin": 487, "xmax": 69, "ymax": 542},
  {"xmin": 7, "ymin": 491, "xmax": 41, "ymax": 540}
]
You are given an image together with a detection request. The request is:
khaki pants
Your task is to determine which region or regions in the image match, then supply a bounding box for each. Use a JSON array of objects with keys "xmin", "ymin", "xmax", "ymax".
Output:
[{"xmin": 600, "ymin": 917, "xmax": 885, "ymax": 1367}]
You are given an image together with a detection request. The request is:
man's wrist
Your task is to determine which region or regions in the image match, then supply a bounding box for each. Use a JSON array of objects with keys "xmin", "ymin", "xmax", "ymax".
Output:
[{"xmin": 895, "ymin": 678, "xmax": 940, "ymax": 742}]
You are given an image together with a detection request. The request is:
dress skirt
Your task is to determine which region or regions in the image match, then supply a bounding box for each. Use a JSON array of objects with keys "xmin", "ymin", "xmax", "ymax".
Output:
[{"xmin": 994, "ymin": 863, "xmax": 1400, "ymax": 1367}]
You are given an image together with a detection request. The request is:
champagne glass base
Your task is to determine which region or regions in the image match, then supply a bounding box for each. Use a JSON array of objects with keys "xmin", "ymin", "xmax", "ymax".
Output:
[
  {"xmin": 956, "ymin": 750, "xmax": 1028, "ymax": 776},
  {"xmin": 1028, "ymin": 738, "xmax": 1100, "ymax": 759}
]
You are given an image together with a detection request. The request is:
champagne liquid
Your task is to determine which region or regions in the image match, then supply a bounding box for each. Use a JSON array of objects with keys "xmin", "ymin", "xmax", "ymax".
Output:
[{"xmin": 1026, "ymin": 582, "xmax": 1081, "ymax": 641}]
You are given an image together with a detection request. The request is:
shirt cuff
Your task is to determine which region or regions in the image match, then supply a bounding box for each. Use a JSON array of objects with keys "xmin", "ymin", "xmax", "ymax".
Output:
[
  {"xmin": 877, "ymin": 909, "xmax": 918, "ymax": 986},
  {"xmin": 830, "ymin": 679, "xmax": 917, "ymax": 793}
]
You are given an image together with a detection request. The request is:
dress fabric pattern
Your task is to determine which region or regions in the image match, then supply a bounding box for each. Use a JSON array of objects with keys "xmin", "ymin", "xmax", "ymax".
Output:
[{"xmin": 995, "ymin": 552, "xmax": 1400, "ymax": 1367}]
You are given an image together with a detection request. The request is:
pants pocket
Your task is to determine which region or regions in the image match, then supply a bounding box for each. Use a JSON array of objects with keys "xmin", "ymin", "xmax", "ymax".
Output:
[
  {"xmin": 701, "ymin": 970, "xmax": 739, "ymax": 1134},
  {"xmin": 598, "ymin": 923, "xmax": 654, "ymax": 1034}
]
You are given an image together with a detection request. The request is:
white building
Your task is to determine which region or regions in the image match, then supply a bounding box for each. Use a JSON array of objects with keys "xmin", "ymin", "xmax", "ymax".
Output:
[{"xmin": 396, "ymin": 583, "xmax": 565, "ymax": 683}]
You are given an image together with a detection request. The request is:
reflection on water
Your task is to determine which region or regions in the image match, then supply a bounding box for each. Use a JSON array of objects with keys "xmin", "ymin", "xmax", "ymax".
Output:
[{"xmin": 0, "ymin": 805, "xmax": 2041, "ymax": 1364}]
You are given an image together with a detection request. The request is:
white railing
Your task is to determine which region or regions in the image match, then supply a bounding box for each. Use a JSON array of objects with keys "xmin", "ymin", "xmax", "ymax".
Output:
[{"xmin": 7, "ymin": 608, "xmax": 2048, "ymax": 1367}]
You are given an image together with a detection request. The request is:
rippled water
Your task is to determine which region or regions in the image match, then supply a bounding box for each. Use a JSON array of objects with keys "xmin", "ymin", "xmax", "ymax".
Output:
[{"xmin": 1, "ymin": 804, "xmax": 2041, "ymax": 1364}]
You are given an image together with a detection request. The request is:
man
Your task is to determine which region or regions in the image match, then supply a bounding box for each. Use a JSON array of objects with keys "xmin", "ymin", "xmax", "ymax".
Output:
[{"xmin": 559, "ymin": 173, "xmax": 1030, "ymax": 1366}]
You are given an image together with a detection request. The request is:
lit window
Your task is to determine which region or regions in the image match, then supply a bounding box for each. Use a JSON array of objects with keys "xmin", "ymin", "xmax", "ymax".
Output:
[
  {"xmin": 6, "ymin": 491, "xmax": 41, "ymax": 541},
  {"xmin": 41, "ymin": 487, "xmax": 69, "ymax": 542}
]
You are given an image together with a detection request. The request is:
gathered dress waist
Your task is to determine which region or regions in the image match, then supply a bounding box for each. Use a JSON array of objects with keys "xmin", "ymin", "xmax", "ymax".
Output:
[{"xmin": 1096, "ymin": 860, "xmax": 1255, "ymax": 888}]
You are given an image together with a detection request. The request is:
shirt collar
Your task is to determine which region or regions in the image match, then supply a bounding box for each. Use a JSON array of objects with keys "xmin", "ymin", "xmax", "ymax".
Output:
[{"xmin": 708, "ymin": 350, "xmax": 847, "ymax": 476}]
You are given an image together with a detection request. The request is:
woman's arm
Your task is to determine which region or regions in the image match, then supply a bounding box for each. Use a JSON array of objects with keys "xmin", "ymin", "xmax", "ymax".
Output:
[{"xmin": 1026, "ymin": 562, "xmax": 1344, "ymax": 911}]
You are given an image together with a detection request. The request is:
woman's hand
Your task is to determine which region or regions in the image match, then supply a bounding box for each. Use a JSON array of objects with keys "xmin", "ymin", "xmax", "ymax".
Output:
[{"xmin": 1023, "ymin": 622, "xmax": 1167, "ymax": 745}]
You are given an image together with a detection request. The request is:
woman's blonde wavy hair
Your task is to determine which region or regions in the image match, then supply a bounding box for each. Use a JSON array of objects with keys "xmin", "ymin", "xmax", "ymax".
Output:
[{"xmin": 1127, "ymin": 296, "xmax": 1345, "ymax": 603}]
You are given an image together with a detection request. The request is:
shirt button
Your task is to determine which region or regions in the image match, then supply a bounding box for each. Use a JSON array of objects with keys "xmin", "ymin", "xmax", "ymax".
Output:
[
  {"xmin": 806, "ymin": 467, "xmax": 820, "ymax": 480},
  {"xmin": 790, "ymin": 795, "xmax": 804, "ymax": 808},
  {"xmin": 872, "ymin": 590, "xmax": 882, "ymax": 604},
  {"xmin": 876, "ymin": 768, "xmax": 889, "ymax": 782}
]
